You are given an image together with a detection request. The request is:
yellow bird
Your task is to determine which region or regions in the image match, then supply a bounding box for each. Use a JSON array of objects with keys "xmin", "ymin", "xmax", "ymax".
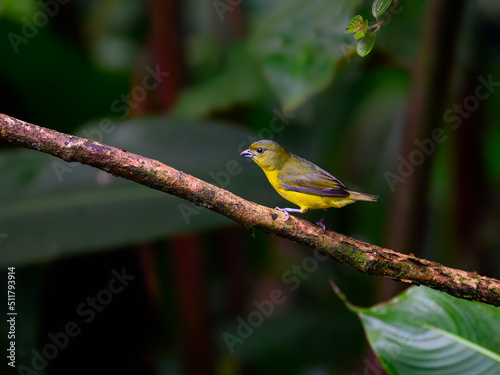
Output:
[{"xmin": 240, "ymin": 140, "xmax": 378, "ymax": 232}]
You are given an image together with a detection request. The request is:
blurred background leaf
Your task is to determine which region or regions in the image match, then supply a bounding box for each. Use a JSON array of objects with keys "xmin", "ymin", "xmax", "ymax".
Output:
[
  {"xmin": 249, "ymin": 0, "xmax": 354, "ymax": 110},
  {"xmin": 172, "ymin": 43, "xmax": 269, "ymax": 119}
]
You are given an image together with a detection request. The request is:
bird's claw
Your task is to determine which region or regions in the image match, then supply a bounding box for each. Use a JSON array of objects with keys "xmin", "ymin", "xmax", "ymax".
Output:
[
  {"xmin": 315, "ymin": 220, "xmax": 326, "ymax": 233},
  {"xmin": 275, "ymin": 207, "xmax": 289, "ymax": 221}
]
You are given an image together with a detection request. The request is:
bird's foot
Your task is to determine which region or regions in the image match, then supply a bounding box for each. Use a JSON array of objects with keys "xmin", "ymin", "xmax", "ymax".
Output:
[
  {"xmin": 316, "ymin": 209, "xmax": 328, "ymax": 233},
  {"xmin": 315, "ymin": 220, "xmax": 326, "ymax": 233},
  {"xmin": 275, "ymin": 207, "xmax": 304, "ymax": 222},
  {"xmin": 275, "ymin": 207, "xmax": 290, "ymax": 221}
]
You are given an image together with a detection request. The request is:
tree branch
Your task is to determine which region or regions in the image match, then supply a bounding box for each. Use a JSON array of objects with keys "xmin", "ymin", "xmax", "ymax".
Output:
[{"xmin": 1, "ymin": 113, "xmax": 499, "ymax": 306}]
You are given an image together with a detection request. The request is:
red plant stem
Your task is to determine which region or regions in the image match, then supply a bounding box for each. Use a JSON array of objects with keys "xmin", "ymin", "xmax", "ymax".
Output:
[{"xmin": 368, "ymin": 0, "xmax": 398, "ymax": 31}]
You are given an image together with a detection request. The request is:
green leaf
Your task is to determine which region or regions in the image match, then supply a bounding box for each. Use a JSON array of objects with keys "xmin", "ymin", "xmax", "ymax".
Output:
[
  {"xmin": 345, "ymin": 15, "xmax": 364, "ymax": 34},
  {"xmin": 357, "ymin": 32, "xmax": 376, "ymax": 57},
  {"xmin": 372, "ymin": 0, "xmax": 392, "ymax": 19},
  {"xmin": 0, "ymin": 116, "xmax": 274, "ymax": 265},
  {"xmin": 354, "ymin": 286, "xmax": 500, "ymax": 375},
  {"xmin": 354, "ymin": 20, "xmax": 369, "ymax": 40},
  {"xmin": 250, "ymin": 0, "xmax": 354, "ymax": 111}
]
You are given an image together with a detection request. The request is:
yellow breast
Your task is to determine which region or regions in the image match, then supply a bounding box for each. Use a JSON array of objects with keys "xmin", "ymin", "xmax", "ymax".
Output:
[{"xmin": 262, "ymin": 169, "xmax": 355, "ymax": 211}]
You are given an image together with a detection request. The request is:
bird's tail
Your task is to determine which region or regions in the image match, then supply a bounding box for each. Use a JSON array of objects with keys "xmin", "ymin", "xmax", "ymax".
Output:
[{"xmin": 347, "ymin": 190, "xmax": 379, "ymax": 202}]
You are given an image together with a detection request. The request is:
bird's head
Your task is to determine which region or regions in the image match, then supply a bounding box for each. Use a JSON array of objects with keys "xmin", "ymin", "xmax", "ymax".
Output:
[{"xmin": 240, "ymin": 140, "xmax": 290, "ymax": 171}]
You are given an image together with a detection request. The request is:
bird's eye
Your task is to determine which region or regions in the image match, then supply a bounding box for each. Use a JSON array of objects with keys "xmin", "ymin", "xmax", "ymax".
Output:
[{"xmin": 256, "ymin": 148, "xmax": 264, "ymax": 154}]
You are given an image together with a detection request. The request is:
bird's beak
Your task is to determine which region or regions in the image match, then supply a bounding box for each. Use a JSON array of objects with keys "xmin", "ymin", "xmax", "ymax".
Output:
[{"xmin": 240, "ymin": 149, "xmax": 253, "ymax": 158}]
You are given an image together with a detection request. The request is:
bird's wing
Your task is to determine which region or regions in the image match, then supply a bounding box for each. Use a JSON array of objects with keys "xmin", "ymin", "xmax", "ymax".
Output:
[{"xmin": 278, "ymin": 156, "xmax": 350, "ymax": 197}]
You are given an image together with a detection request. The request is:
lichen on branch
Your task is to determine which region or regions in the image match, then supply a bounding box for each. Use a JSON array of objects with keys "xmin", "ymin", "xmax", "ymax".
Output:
[{"xmin": 1, "ymin": 113, "xmax": 499, "ymax": 306}]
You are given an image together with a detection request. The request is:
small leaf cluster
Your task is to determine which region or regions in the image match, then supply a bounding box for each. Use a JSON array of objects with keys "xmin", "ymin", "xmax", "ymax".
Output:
[{"xmin": 345, "ymin": 0, "xmax": 393, "ymax": 57}]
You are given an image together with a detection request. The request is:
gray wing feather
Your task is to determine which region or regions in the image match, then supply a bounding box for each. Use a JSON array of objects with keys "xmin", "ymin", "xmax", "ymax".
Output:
[{"xmin": 278, "ymin": 155, "xmax": 349, "ymax": 198}]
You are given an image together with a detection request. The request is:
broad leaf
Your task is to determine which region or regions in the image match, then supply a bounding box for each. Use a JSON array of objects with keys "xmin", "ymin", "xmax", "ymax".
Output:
[
  {"xmin": 250, "ymin": 0, "xmax": 354, "ymax": 110},
  {"xmin": 353, "ymin": 286, "xmax": 500, "ymax": 375}
]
